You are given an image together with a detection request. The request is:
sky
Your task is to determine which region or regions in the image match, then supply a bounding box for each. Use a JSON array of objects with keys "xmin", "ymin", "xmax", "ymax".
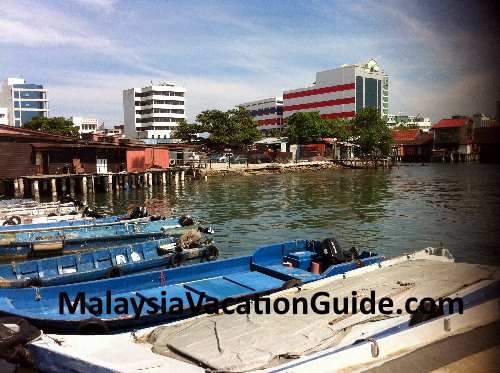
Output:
[{"xmin": 0, "ymin": 0, "xmax": 498, "ymax": 126}]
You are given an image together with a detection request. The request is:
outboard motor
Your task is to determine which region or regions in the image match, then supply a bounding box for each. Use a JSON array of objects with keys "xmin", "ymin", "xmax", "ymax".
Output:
[
  {"xmin": 198, "ymin": 226, "xmax": 215, "ymax": 234},
  {"xmin": 320, "ymin": 237, "xmax": 346, "ymax": 264},
  {"xmin": 128, "ymin": 206, "xmax": 148, "ymax": 220},
  {"xmin": 82, "ymin": 207, "xmax": 103, "ymax": 219},
  {"xmin": 178, "ymin": 215, "xmax": 194, "ymax": 227}
]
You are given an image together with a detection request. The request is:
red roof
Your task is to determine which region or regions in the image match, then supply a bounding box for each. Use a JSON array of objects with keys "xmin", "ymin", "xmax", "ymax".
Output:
[
  {"xmin": 392, "ymin": 129, "xmax": 420, "ymax": 142},
  {"xmin": 431, "ymin": 118, "xmax": 471, "ymax": 129}
]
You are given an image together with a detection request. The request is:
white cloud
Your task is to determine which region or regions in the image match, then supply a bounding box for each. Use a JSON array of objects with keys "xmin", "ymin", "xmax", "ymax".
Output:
[{"xmin": 0, "ymin": 1, "xmax": 121, "ymax": 54}]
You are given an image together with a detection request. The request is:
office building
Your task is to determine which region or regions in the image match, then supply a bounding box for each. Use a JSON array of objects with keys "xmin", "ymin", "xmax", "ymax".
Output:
[
  {"xmin": 238, "ymin": 97, "xmax": 284, "ymax": 132},
  {"xmin": 123, "ymin": 81, "xmax": 186, "ymax": 143},
  {"xmin": 0, "ymin": 78, "xmax": 49, "ymax": 127},
  {"xmin": 283, "ymin": 59, "xmax": 389, "ymax": 120}
]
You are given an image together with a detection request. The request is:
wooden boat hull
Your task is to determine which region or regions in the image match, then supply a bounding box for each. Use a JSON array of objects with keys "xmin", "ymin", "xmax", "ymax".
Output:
[
  {"xmin": 0, "ymin": 238, "xmax": 210, "ymax": 288},
  {"xmin": 0, "ymin": 219, "xmax": 182, "ymax": 260}
]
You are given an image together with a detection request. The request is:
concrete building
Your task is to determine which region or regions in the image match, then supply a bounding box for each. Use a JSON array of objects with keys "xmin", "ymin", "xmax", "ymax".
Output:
[
  {"xmin": 283, "ymin": 59, "xmax": 389, "ymax": 121},
  {"xmin": 238, "ymin": 97, "xmax": 284, "ymax": 132},
  {"xmin": 387, "ymin": 113, "xmax": 432, "ymax": 132},
  {"xmin": 0, "ymin": 78, "xmax": 49, "ymax": 127},
  {"xmin": 472, "ymin": 113, "xmax": 494, "ymax": 129},
  {"xmin": 123, "ymin": 81, "xmax": 186, "ymax": 143},
  {"xmin": 71, "ymin": 116, "xmax": 102, "ymax": 134},
  {"xmin": 0, "ymin": 107, "xmax": 7, "ymax": 126}
]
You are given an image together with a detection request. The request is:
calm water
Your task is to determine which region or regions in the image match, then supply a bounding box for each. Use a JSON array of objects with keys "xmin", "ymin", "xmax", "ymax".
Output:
[{"xmin": 86, "ymin": 163, "xmax": 500, "ymax": 265}]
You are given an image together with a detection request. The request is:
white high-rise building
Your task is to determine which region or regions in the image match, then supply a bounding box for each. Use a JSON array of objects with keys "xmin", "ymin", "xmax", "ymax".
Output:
[
  {"xmin": 123, "ymin": 81, "xmax": 186, "ymax": 143},
  {"xmin": 71, "ymin": 116, "xmax": 102, "ymax": 134},
  {"xmin": 0, "ymin": 107, "xmax": 7, "ymax": 126},
  {"xmin": 0, "ymin": 78, "xmax": 49, "ymax": 127}
]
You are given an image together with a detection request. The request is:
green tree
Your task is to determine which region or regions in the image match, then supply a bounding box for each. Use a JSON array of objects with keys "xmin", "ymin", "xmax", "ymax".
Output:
[
  {"xmin": 172, "ymin": 119, "xmax": 200, "ymax": 142},
  {"xmin": 351, "ymin": 107, "xmax": 392, "ymax": 157},
  {"xmin": 196, "ymin": 107, "xmax": 261, "ymax": 150},
  {"xmin": 23, "ymin": 116, "xmax": 79, "ymax": 137},
  {"xmin": 287, "ymin": 112, "xmax": 325, "ymax": 144},
  {"xmin": 287, "ymin": 112, "xmax": 351, "ymax": 144},
  {"xmin": 322, "ymin": 118, "xmax": 351, "ymax": 142}
]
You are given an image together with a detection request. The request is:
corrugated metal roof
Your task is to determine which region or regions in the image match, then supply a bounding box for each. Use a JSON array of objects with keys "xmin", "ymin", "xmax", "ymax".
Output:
[{"xmin": 431, "ymin": 118, "xmax": 471, "ymax": 129}]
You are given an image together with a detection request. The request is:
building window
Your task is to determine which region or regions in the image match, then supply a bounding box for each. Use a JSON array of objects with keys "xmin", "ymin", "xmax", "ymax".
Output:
[
  {"xmin": 356, "ymin": 76, "xmax": 364, "ymax": 113},
  {"xmin": 365, "ymin": 78, "xmax": 378, "ymax": 109}
]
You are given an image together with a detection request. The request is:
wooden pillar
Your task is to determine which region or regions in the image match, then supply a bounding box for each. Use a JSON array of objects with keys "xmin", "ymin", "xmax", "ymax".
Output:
[
  {"xmin": 51, "ymin": 178, "xmax": 57, "ymax": 200},
  {"xmin": 130, "ymin": 174, "xmax": 136, "ymax": 189},
  {"xmin": 124, "ymin": 175, "xmax": 129, "ymax": 190},
  {"xmin": 13, "ymin": 179, "xmax": 20, "ymax": 198},
  {"xmin": 81, "ymin": 176, "xmax": 88, "ymax": 196},
  {"xmin": 18, "ymin": 178, "xmax": 25, "ymax": 198},
  {"xmin": 174, "ymin": 171, "xmax": 179, "ymax": 184},
  {"xmin": 61, "ymin": 177, "xmax": 67, "ymax": 194},
  {"xmin": 180, "ymin": 170, "xmax": 185, "ymax": 181},
  {"xmin": 107, "ymin": 174, "xmax": 113, "ymax": 191},
  {"xmin": 69, "ymin": 177, "xmax": 76, "ymax": 195},
  {"xmin": 32, "ymin": 180, "xmax": 40, "ymax": 200},
  {"xmin": 147, "ymin": 172, "xmax": 153, "ymax": 188},
  {"xmin": 162, "ymin": 172, "xmax": 167, "ymax": 185}
]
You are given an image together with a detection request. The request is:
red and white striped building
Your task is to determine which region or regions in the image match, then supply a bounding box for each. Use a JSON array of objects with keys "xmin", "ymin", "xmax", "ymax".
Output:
[
  {"xmin": 283, "ymin": 59, "xmax": 389, "ymax": 120},
  {"xmin": 238, "ymin": 97, "xmax": 284, "ymax": 132}
]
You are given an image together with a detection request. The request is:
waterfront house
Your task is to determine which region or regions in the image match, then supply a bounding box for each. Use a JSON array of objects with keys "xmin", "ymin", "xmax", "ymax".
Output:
[
  {"xmin": 474, "ymin": 126, "xmax": 500, "ymax": 162},
  {"xmin": 431, "ymin": 116, "xmax": 476, "ymax": 162},
  {"xmin": 392, "ymin": 129, "xmax": 433, "ymax": 162},
  {"xmin": 0, "ymin": 124, "xmax": 170, "ymax": 197}
]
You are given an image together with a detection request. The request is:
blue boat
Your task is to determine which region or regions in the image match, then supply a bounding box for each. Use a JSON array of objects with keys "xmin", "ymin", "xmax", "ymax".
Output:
[
  {"xmin": 0, "ymin": 218, "xmax": 186, "ymax": 260},
  {"xmin": 0, "ymin": 238, "xmax": 381, "ymax": 333},
  {"xmin": 0, "ymin": 237, "xmax": 216, "ymax": 288},
  {"xmin": 0, "ymin": 215, "xmax": 123, "ymax": 233}
]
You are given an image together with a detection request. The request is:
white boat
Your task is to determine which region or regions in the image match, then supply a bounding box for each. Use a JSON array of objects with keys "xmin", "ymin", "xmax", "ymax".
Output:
[
  {"xmin": 23, "ymin": 248, "xmax": 500, "ymax": 372},
  {"xmin": 0, "ymin": 202, "xmax": 78, "ymax": 225}
]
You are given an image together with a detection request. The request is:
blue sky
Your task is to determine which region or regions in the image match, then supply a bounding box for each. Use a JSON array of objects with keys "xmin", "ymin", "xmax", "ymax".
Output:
[{"xmin": 1, "ymin": 0, "xmax": 498, "ymax": 126}]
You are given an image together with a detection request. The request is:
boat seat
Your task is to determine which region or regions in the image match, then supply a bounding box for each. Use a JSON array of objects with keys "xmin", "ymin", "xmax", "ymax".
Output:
[
  {"xmin": 223, "ymin": 271, "xmax": 284, "ymax": 292},
  {"xmin": 93, "ymin": 252, "xmax": 113, "ymax": 269},
  {"xmin": 253, "ymin": 264, "xmax": 322, "ymax": 282},
  {"xmin": 184, "ymin": 277, "xmax": 254, "ymax": 300},
  {"xmin": 76, "ymin": 252, "xmax": 96, "ymax": 272},
  {"xmin": 136, "ymin": 284, "xmax": 204, "ymax": 310},
  {"xmin": 16, "ymin": 261, "xmax": 39, "ymax": 277}
]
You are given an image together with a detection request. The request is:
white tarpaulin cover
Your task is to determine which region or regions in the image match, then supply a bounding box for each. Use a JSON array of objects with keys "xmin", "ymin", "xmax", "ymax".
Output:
[{"xmin": 148, "ymin": 260, "xmax": 499, "ymax": 372}]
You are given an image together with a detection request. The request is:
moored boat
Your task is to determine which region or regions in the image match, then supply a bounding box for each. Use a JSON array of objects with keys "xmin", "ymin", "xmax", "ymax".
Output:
[
  {"xmin": 22, "ymin": 248, "xmax": 499, "ymax": 373},
  {"xmin": 0, "ymin": 236, "xmax": 218, "ymax": 288},
  {"xmin": 0, "ymin": 217, "xmax": 195, "ymax": 260},
  {"xmin": 0, "ymin": 237, "xmax": 380, "ymax": 333}
]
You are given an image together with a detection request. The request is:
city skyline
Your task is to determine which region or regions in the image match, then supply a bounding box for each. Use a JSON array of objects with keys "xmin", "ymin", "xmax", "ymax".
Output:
[{"xmin": 0, "ymin": 0, "xmax": 498, "ymax": 126}]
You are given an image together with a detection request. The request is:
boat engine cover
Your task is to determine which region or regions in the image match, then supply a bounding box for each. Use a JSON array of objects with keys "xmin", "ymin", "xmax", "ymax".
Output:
[{"xmin": 320, "ymin": 237, "xmax": 345, "ymax": 264}]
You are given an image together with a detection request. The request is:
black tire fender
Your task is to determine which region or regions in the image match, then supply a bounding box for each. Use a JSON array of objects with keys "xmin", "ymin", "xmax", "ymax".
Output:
[
  {"xmin": 170, "ymin": 252, "xmax": 185, "ymax": 268},
  {"xmin": 3, "ymin": 216, "xmax": 21, "ymax": 226},
  {"xmin": 78, "ymin": 318, "xmax": 110, "ymax": 335},
  {"xmin": 25, "ymin": 277, "xmax": 43, "ymax": 288},
  {"xmin": 105, "ymin": 266, "xmax": 123, "ymax": 278},
  {"xmin": 203, "ymin": 245, "xmax": 219, "ymax": 261}
]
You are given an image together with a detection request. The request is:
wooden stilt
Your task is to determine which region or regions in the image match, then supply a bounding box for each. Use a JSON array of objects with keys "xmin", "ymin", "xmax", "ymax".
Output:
[{"xmin": 32, "ymin": 180, "xmax": 40, "ymax": 200}]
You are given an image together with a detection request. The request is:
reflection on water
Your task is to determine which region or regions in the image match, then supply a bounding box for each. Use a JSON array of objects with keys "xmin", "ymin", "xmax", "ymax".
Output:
[{"xmin": 85, "ymin": 163, "xmax": 500, "ymax": 265}]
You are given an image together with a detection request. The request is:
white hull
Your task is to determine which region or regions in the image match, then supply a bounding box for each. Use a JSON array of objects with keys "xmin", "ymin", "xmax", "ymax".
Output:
[{"xmin": 26, "ymin": 249, "xmax": 500, "ymax": 373}]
